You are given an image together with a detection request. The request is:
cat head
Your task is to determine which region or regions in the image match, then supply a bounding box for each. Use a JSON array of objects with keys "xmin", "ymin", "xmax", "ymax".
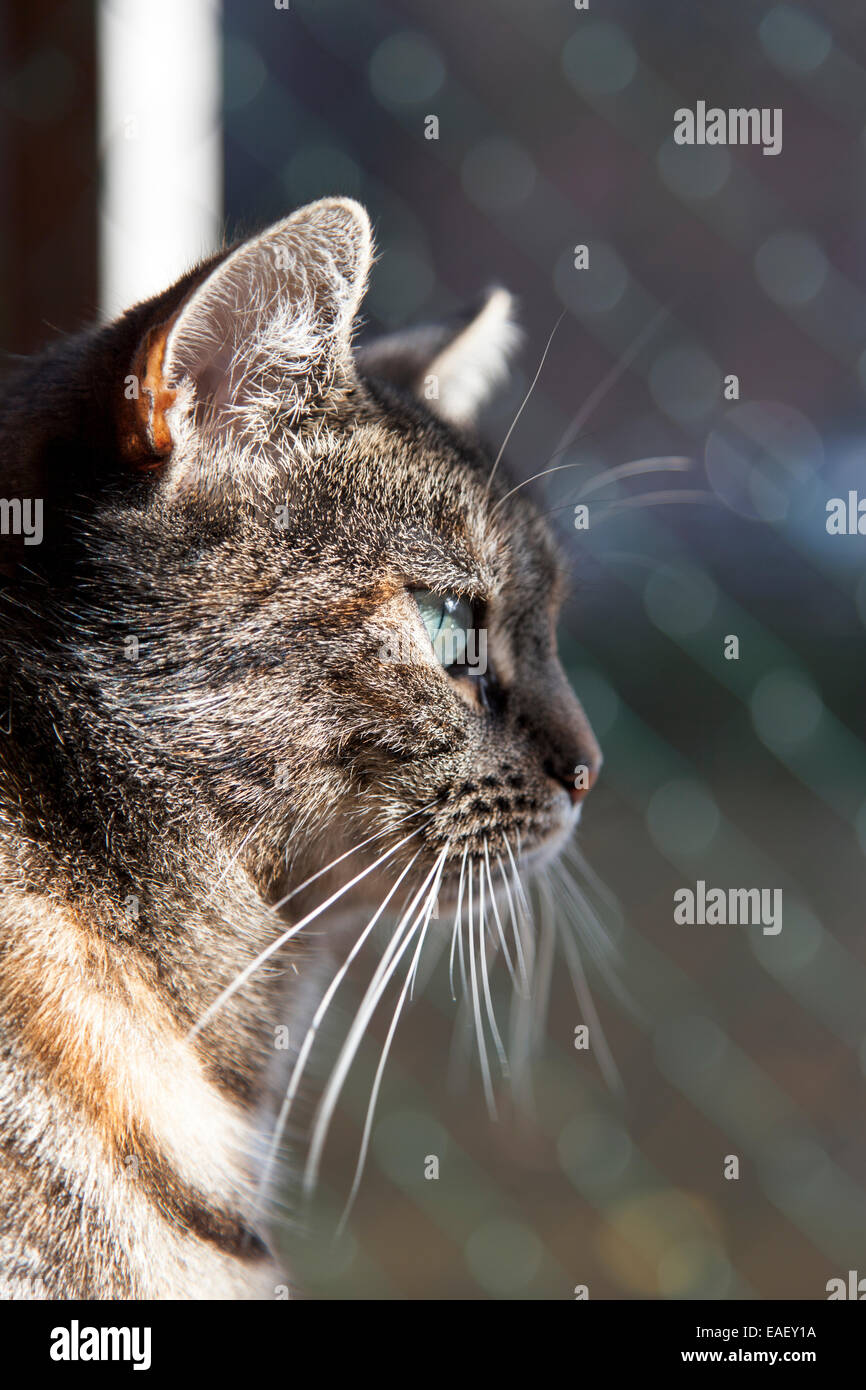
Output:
[{"xmin": 1, "ymin": 197, "xmax": 600, "ymax": 899}]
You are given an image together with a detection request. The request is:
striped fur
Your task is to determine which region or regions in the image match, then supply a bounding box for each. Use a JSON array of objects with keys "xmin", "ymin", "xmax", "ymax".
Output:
[{"xmin": 0, "ymin": 199, "xmax": 600, "ymax": 1298}]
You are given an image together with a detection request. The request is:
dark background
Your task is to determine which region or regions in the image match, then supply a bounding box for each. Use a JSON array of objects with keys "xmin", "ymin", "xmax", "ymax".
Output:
[{"xmin": 2, "ymin": 0, "xmax": 865, "ymax": 1298}]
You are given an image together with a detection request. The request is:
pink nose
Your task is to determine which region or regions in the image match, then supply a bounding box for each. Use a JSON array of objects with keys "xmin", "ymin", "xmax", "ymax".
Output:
[
  {"xmin": 549, "ymin": 760, "xmax": 600, "ymax": 805},
  {"xmin": 568, "ymin": 764, "xmax": 599, "ymax": 805}
]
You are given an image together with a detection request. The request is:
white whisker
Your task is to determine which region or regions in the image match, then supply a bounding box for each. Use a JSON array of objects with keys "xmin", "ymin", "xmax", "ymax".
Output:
[
  {"xmin": 336, "ymin": 844, "xmax": 450, "ymax": 1235},
  {"xmin": 576, "ymin": 455, "xmax": 691, "ymax": 500},
  {"xmin": 497, "ymin": 848, "xmax": 530, "ymax": 997},
  {"xmin": 492, "ymin": 459, "xmax": 591, "ymax": 516},
  {"xmin": 468, "ymin": 861, "xmax": 497, "ymax": 1119},
  {"xmin": 503, "ymin": 841, "xmax": 537, "ymax": 1116},
  {"xmin": 187, "ymin": 826, "xmax": 422, "ymax": 1040},
  {"xmin": 478, "ymin": 858, "xmax": 509, "ymax": 1078},
  {"xmin": 504, "ymin": 833, "xmax": 533, "ymax": 930},
  {"xmin": 552, "ymin": 859, "xmax": 635, "ymax": 1015},
  {"xmin": 493, "ymin": 303, "xmax": 673, "ymax": 515},
  {"xmin": 564, "ymin": 844, "xmax": 620, "ymax": 911},
  {"xmin": 486, "ymin": 311, "xmax": 565, "ymax": 495},
  {"xmin": 532, "ymin": 875, "xmax": 557, "ymax": 1057},
  {"xmin": 408, "ymin": 845, "xmax": 449, "ymax": 1001},
  {"xmin": 303, "ymin": 846, "xmax": 449, "ymax": 1196},
  {"xmin": 550, "ymin": 302, "xmax": 672, "ymax": 464},
  {"xmin": 253, "ymin": 847, "xmax": 424, "ymax": 1212},
  {"xmin": 271, "ymin": 800, "xmax": 437, "ymax": 912},
  {"xmin": 542, "ymin": 871, "xmax": 623, "ymax": 1094},
  {"xmin": 483, "ymin": 841, "xmax": 517, "ymax": 986},
  {"xmin": 595, "ymin": 488, "xmax": 717, "ymax": 516},
  {"xmin": 448, "ymin": 846, "xmax": 469, "ymax": 1001},
  {"xmin": 551, "ymin": 859, "xmax": 619, "ymax": 968}
]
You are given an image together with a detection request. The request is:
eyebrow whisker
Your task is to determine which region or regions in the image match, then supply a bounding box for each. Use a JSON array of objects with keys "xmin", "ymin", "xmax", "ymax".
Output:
[{"xmin": 485, "ymin": 311, "xmax": 565, "ymax": 496}]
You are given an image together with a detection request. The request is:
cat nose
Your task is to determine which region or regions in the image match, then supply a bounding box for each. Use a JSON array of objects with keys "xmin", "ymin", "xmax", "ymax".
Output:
[
  {"xmin": 545, "ymin": 750, "xmax": 601, "ymax": 805},
  {"xmin": 524, "ymin": 671, "xmax": 602, "ymax": 808},
  {"xmin": 568, "ymin": 763, "xmax": 598, "ymax": 805}
]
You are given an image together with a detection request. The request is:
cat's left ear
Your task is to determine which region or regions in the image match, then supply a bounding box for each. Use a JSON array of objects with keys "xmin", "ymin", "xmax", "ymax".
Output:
[
  {"xmin": 356, "ymin": 287, "xmax": 521, "ymax": 429},
  {"xmin": 118, "ymin": 197, "xmax": 372, "ymax": 481}
]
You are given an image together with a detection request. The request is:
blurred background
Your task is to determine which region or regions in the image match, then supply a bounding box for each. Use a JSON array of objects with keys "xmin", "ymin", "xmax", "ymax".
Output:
[{"xmin": 2, "ymin": 0, "xmax": 865, "ymax": 1298}]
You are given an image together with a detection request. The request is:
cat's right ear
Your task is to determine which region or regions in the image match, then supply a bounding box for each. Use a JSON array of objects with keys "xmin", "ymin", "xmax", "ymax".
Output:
[
  {"xmin": 356, "ymin": 288, "xmax": 521, "ymax": 430},
  {"xmin": 117, "ymin": 197, "xmax": 373, "ymax": 495}
]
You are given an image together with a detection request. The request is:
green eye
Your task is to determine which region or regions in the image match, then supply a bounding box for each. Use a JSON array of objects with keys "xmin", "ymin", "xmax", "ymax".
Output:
[{"xmin": 412, "ymin": 588, "xmax": 474, "ymax": 670}]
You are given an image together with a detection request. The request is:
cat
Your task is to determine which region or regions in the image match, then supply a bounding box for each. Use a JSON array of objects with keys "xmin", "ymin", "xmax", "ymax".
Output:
[{"xmin": 0, "ymin": 197, "xmax": 601, "ymax": 1299}]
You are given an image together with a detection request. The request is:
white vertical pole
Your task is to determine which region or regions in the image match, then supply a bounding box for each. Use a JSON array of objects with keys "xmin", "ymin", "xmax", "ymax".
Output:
[{"xmin": 98, "ymin": 0, "xmax": 222, "ymax": 318}]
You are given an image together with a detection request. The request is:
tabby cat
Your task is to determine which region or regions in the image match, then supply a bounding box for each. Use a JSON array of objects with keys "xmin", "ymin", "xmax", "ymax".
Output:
[{"xmin": 0, "ymin": 198, "xmax": 601, "ymax": 1299}]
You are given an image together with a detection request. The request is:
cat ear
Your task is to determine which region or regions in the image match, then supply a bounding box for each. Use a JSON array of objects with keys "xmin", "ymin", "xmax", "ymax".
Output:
[
  {"xmin": 356, "ymin": 287, "xmax": 521, "ymax": 429},
  {"xmin": 118, "ymin": 197, "xmax": 373, "ymax": 475}
]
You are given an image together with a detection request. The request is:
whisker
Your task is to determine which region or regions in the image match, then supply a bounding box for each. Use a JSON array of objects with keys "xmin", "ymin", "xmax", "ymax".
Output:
[
  {"xmin": 564, "ymin": 844, "xmax": 622, "ymax": 916},
  {"xmin": 536, "ymin": 457, "xmax": 694, "ymax": 520},
  {"xmin": 478, "ymin": 858, "xmax": 509, "ymax": 1079},
  {"xmin": 468, "ymin": 862, "xmax": 497, "ymax": 1119},
  {"xmin": 497, "ymin": 848, "xmax": 530, "ymax": 997},
  {"xmin": 485, "ymin": 311, "xmax": 565, "ymax": 495},
  {"xmin": 303, "ymin": 847, "xmax": 449, "ymax": 1197},
  {"xmin": 507, "ymin": 960, "xmax": 536, "ymax": 1116},
  {"xmin": 271, "ymin": 800, "xmax": 437, "ymax": 913},
  {"xmin": 455, "ymin": 852, "xmax": 469, "ymax": 1000},
  {"xmin": 253, "ymin": 847, "xmax": 424, "ymax": 1213},
  {"xmin": 504, "ymin": 833, "xmax": 533, "ymax": 929},
  {"xmin": 448, "ymin": 846, "xmax": 469, "ymax": 1002},
  {"xmin": 532, "ymin": 875, "xmax": 557, "ymax": 1057},
  {"xmin": 408, "ymin": 846, "xmax": 449, "ymax": 1001},
  {"xmin": 187, "ymin": 827, "xmax": 423, "ymax": 1040},
  {"xmin": 505, "ymin": 852, "xmax": 538, "ymax": 1117},
  {"xmin": 336, "ymin": 844, "xmax": 450, "ymax": 1235},
  {"xmin": 576, "ymin": 455, "xmax": 692, "ymax": 500},
  {"xmin": 577, "ymin": 455, "xmax": 692, "ymax": 498},
  {"xmin": 542, "ymin": 871, "xmax": 623, "ymax": 1094},
  {"xmin": 549, "ymin": 301, "xmax": 673, "ymax": 464},
  {"xmin": 492, "ymin": 459, "xmax": 592, "ymax": 515},
  {"xmin": 551, "ymin": 859, "xmax": 619, "ymax": 970},
  {"xmin": 554, "ymin": 858, "xmax": 637, "ymax": 1016},
  {"xmin": 492, "ymin": 302, "xmax": 673, "ymax": 516},
  {"xmin": 594, "ymin": 488, "xmax": 720, "ymax": 515},
  {"xmin": 530, "ymin": 878, "xmax": 558, "ymax": 1050},
  {"xmin": 483, "ymin": 841, "xmax": 517, "ymax": 986}
]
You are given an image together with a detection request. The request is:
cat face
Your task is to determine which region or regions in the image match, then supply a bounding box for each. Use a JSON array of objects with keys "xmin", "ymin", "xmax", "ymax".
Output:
[{"xmin": 11, "ymin": 198, "xmax": 600, "ymax": 901}]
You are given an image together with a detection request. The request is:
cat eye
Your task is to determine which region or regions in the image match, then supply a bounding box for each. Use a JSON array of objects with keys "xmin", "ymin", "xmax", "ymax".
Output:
[{"xmin": 411, "ymin": 588, "xmax": 475, "ymax": 671}]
